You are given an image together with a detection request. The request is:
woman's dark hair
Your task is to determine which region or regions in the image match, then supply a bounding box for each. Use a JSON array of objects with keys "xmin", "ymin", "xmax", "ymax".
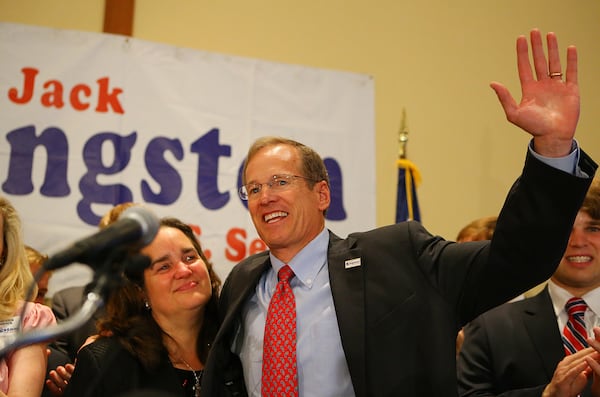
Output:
[{"xmin": 97, "ymin": 217, "xmax": 221, "ymax": 371}]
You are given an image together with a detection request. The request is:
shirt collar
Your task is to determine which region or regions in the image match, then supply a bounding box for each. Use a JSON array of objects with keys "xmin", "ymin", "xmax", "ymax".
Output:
[
  {"xmin": 269, "ymin": 227, "xmax": 329, "ymax": 288},
  {"xmin": 548, "ymin": 279, "xmax": 600, "ymax": 316}
]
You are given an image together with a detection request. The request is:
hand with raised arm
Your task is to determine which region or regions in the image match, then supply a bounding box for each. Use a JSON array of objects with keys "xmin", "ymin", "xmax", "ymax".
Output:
[{"xmin": 492, "ymin": 28, "xmax": 579, "ymax": 158}]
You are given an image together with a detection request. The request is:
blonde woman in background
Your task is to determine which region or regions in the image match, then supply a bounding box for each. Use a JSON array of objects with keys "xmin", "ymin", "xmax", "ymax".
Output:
[{"xmin": 0, "ymin": 196, "xmax": 56, "ymax": 396}]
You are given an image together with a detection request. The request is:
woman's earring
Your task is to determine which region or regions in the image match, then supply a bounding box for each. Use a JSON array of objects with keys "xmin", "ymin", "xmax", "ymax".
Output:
[{"xmin": 144, "ymin": 300, "xmax": 151, "ymax": 311}]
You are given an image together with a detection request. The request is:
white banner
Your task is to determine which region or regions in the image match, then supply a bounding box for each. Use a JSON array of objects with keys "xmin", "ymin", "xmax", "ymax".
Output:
[{"xmin": 0, "ymin": 22, "xmax": 375, "ymax": 293}]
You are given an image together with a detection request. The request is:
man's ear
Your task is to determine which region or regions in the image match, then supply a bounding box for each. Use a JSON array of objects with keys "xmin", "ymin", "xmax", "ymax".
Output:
[{"xmin": 316, "ymin": 180, "xmax": 331, "ymax": 212}]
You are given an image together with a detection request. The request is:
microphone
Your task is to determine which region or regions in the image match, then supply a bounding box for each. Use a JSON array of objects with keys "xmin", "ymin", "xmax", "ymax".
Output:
[{"xmin": 44, "ymin": 206, "xmax": 160, "ymax": 270}]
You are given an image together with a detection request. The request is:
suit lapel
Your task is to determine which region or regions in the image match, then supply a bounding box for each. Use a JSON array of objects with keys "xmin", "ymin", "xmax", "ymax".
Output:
[
  {"xmin": 327, "ymin": 233, "xmax": 366, "ymax": 397},
  {"xmin": 220, "ymin": 255, "xmax": 271, "ymax": 340},
  {"xmin": 522, "ymin": 286, "xmax": 565, "ymax": 378}
]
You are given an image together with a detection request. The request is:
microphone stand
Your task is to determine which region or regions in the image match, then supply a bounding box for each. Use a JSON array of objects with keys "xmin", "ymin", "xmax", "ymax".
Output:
[{"xmin": 0, "ymin": 248, "xmax": 144, "ymax": 359}]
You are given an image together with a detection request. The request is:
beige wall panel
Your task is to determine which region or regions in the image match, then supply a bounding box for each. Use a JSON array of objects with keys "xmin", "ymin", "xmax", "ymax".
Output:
[{"xmin": 1, "ymin": 0, "xmax": 599, "ymax": 240}]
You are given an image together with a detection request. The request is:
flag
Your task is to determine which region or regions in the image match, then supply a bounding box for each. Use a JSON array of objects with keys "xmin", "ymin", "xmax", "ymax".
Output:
[{"xmin": 395, "ymin": 158, "xmax": 421, "ymax": 223}]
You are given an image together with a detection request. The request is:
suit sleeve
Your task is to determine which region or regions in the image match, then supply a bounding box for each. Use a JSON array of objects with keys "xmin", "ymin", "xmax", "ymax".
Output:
[
  {"xmin": 51, "ymin": 290, "xmax": 69, "ymax": 322},
  {"xmin": 50, "ymin": 290, "xmax": 71, "ymax": 357},
  {"xmin": 457, "ymin": 316, "xmax": 548, "ymax": 397},
  {"xmin": 441, "ymin": 150, "xmax": 596, "ymax": 323}
]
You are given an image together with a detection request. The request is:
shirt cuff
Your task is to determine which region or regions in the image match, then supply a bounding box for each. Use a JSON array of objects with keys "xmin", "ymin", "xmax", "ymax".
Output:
[{"xmin": 528, "ymin": 139, "xmax": 585, "ymax": 176}]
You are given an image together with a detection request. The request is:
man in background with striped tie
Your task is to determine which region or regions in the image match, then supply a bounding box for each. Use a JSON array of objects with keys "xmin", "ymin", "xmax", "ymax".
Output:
[{"xmin": 458, "ymin": 178, "xmax": 600, "ymax": 397}]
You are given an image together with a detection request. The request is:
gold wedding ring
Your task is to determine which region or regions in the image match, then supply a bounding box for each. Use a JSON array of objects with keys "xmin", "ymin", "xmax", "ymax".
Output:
[{"xmin": 549, "ymin": 72, "xmax": 563, "ymax": 78}]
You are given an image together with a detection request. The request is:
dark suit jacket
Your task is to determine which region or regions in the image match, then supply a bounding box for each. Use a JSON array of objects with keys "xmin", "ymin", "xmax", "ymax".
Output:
[
  {"xmin": 203, "ymin": 151, "xmax": 597, "ymax": 397},
  {"xmin": 457, "ymin": 286, "xmax": 592, "ymax": 397},
  {"xmin": 50, "ymin": 284, "xmax": 105, "ymax": 361},
  {"xmin": 63, "ymin": 337, "xmax": 181, "ymax": 397}
]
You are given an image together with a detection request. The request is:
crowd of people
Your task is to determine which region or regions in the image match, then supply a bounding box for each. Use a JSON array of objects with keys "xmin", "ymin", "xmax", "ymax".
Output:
[{"xmin": 0, "ymin": 28, "xmax": 598, "ymax": 397}]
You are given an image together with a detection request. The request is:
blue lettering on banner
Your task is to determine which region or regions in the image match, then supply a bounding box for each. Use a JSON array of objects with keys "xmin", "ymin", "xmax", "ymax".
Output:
[
  {"xmin": 143, "ymin": 136, "xmax": 184, "ymax": 205},
  {"xmin": 1, "ymin": 125, "xmax": 347, "ymax": 224},
  {"xmin": 3, "ymin": 125, "xmax": 70, "ymax": 196},
  {"xmin": 324, "ymin": 158, "xmax": 346, "ymax": 220},
  {"xmin": 78, "ymin": 132, "xmax": 137, "ymax": 225},
  {"xmin": 190, "ymin": 128, "xmax": 231, "ymax": 210}
]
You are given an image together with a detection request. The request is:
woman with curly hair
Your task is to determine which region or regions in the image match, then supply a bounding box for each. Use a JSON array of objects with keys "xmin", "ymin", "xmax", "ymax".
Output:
[{"xmin": 64, "ymin": 217, "xmax": 221, "ymax": 397}]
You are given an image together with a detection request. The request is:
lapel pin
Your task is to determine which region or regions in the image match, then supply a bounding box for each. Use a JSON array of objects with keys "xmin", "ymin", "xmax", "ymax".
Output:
[{"xmin": 344, "ymin": 258, "xmax": 361, "ymax": 269}]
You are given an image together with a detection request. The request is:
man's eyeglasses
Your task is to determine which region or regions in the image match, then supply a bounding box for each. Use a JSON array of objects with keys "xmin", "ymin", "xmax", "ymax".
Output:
[{"xmin": 238, "ymin": 174, "xmax": 318, "ymax": 201}]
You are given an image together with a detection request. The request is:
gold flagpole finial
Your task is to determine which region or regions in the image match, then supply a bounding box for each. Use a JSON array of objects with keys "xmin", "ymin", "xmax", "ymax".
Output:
[{"xmin": 398, "ymin": 108, "xmax": 408, "ymax": 159}]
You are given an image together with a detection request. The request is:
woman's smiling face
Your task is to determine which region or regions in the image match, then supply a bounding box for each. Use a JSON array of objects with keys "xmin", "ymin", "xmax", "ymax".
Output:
[{"xmin": 141, "ymin": 226, "xmax": 212, "ymax": 319}]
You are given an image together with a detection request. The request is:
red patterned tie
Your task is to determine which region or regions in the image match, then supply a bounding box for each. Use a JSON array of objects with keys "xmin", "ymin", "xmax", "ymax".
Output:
[
  {"xmin": 562, "ymin": 297, "xmax": 589, "ymax": 355},
  {"xmin": 262, "ymin": 265, "xmax": 298, "ymax": 397}
]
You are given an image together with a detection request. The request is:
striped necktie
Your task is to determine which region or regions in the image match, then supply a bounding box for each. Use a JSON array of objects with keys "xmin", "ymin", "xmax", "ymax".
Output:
[
  {"xmin": 562, "ymin": 297, "xmax": 589, "ymax": 355},
  {"xmin": 262, "ymin": 265, "xmax": 298, "ymax": 396}
]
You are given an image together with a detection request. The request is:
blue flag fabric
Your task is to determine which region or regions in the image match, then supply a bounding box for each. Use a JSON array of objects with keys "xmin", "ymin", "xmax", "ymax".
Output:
[{"xmin": 395, "ymin": 158, "xmax": 421, "ymax": 223}]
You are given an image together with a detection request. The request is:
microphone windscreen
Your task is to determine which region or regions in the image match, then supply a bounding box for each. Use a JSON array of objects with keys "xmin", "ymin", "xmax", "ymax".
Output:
[{"xmin": 119, "ymin": 206, "xmax": 160, "ymax": 246}]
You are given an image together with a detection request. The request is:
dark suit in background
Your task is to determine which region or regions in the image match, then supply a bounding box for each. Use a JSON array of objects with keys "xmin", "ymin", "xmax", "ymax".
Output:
[
  {"xmin": 50, "ymin": 284, "xmax": 105, "ymax": 361},
  {"xmin": 42, "ymin": 285, "xmax": 105, "ymax": 397},
  {"xmin": 457, "ymin": 286, "xmax": 592, "ymax": 396}
]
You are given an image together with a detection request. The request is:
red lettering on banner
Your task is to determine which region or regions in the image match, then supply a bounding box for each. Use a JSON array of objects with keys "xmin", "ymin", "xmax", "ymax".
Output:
[
  {"xmin": 96, "ymin": 77, "xmax": 124, "ymax": 113},
  {"xmin": 249, "ymin": 238, "xmax": 267, "ymax": 255},
  {"xmin": 41, "ymin": 80, "xmax": 65, "ymax": 108},
  {"xmin": 8, "ymin": 67, "xmax": 37, "ymax": 104},
  {"xmin": 190, "ymin": 224, "xmax": 201, "ymax": 235},
  {"xmin": 225, "ymin": 227, "xmax": 267, "ymax": 262},
  {"xmin": 226, "ymin": 227, "xmax": 247, "ymax": 262},
  {"xmin": 7, "ymin": 67, "xmax": 124, "ymax": 114},
  {"xmin": 70, "ymin": 84, "xmax": 92, "ymax": 111}
]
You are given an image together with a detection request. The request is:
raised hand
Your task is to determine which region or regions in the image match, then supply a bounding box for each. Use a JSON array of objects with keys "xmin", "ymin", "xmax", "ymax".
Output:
[{"xmin": 491, "ymin": 28, "xmax": 579, "ymax": 158}]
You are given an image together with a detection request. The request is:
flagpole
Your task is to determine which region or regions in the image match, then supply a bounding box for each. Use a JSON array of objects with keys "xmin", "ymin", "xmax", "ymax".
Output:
[
  {"xmin": 398, "ymin": 108, "xmax": 408, "ymax": 160},
  {"xmin": 395, "ymin": 108, "xmax": 421, "ymax": 223}
]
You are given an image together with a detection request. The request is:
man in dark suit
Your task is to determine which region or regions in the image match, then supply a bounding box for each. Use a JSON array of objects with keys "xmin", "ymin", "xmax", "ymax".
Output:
[
  {"xmin": 457, "ymin": 178, "xmax": 600, "ymax": 396},
  {"xmin": 202, "ymin": 29, "xmax": 598, "ymax": 397},
  {"xmin": 51, "ymin": 284, "xmax": 103, "ymax": 362}
]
